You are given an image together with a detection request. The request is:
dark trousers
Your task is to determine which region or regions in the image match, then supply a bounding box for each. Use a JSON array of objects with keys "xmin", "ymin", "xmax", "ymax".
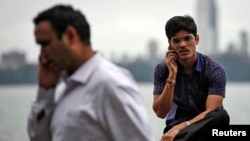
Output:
[{"xmin": 163, "ymin": 107, "xmax": 230, "ymax": 141}]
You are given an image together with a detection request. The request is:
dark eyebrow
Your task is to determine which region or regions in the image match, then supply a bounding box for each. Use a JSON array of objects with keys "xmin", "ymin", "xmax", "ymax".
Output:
[
  {"xmin": 171, "ymin": 38, "xmax": 180, "ymax": 42},
  {"xmin": 184, "ymin": 35, "xmax": 193, "ymax": 39},
  {"xmin": 172, "ymin": 35, "xmax": 193, "ymax": 41}
]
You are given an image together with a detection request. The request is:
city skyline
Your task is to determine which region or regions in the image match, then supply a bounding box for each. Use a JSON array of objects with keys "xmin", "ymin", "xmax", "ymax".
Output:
[{"xmin": 0, "ymin": 0, "xmax": 250, "ymax": 63}]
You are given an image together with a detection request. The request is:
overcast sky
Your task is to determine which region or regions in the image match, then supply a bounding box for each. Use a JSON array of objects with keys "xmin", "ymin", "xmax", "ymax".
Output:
[{"xmin": 0, "ymin": 0, "xmax": 249, "ymax": 63}]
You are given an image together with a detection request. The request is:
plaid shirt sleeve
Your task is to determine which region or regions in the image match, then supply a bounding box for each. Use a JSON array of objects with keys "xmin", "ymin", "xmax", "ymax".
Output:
[
  {"xmin": 207, "ymin": 63, "xmax": 226, "ymax": 97},
  {"xmin": 153, "ymin": 61, "xmax": 168, "ymax": 94}
]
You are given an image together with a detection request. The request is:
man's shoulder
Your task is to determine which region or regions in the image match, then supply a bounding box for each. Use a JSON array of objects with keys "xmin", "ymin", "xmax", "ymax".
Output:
[
  {"xmin": 199, "ymin": 53, "xmax": 224, "ymax": 67},
  {"xmin": 198, "ymin": 53, "xmax": 226, "ymax": 77},
  {"xmin": 95, "ymin": 59, "xmax": 140, "ymax": 94},
  {"xmin": 154, "ymin": 60, "xmax": 166, "ymax": 70},
  {"xmin": 96, "ymin": 58, "xmax": 137, "ymax": 83}
]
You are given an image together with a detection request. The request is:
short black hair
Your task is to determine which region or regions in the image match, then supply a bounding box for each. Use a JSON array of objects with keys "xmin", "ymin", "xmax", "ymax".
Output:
[
  {"xmin": 33, "ymin": 4, "xmax": 91, "ymax": 44},
  {"xmin": 165, "ymin": 15, "xmax": 197, "ymax": 40}
]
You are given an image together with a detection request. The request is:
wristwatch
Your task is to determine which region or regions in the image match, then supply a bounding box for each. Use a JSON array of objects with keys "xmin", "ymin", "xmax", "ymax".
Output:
[{"xmin": 184, "ymin": 121, "xmax": 191, "ymax": 126}]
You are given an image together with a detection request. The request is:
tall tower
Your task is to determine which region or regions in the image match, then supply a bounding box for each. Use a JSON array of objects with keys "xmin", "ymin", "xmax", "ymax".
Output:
[
  {"xmin": 196, "ymin": 0, "xmax": 218, "ymax": 55},
  {"xmin": 240, "ymin": 30, "xmax": 249, "ymax": 57},
  {"xmin": 147, "ymin": 39, "xmax": 159, "ymax": 64}
]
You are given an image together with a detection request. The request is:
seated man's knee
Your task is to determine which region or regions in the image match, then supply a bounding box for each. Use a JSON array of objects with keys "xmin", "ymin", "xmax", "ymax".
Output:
[{"xmin": 206, "ymin": 107, "xmax": 230, "ymax": 126}]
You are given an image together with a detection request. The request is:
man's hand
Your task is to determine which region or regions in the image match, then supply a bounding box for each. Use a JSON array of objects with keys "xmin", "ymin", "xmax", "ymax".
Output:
[
  {"xmin": 160, "ymin": 122, "xmax": 186, "ymax": 141},
  {"xmin": 165, "ymin": 48, "xmax": 178, "ymax": 77},
  {"xmin": 38, "ymin": 52, "xmax": 62, "ymax": 89}
]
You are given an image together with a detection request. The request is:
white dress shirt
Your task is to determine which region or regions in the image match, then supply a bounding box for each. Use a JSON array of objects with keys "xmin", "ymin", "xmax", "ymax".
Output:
[{"xmin": 27, "ymin": 52, "xmax": 155, "ymax": 141}]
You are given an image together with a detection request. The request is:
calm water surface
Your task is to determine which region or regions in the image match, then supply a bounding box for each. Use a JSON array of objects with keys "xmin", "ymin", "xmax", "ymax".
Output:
[{"xmin": 0, "ymin": 82, "xmax": 249, "ymax": 141}]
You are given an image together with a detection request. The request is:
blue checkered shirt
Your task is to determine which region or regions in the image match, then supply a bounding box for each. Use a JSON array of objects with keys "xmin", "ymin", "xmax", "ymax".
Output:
[{"xmin": 153, "ymin": 53, "xmax": 226, "ymax": 127}]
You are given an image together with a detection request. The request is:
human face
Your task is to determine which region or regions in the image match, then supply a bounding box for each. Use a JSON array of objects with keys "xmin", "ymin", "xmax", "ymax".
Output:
[
  {"xmin": 34, "ymin": 21, "xmax": 71, "ymax": 71},
  {"xmin": 169, "ymin": 30, "xmax": 199, "ymax": 62}
]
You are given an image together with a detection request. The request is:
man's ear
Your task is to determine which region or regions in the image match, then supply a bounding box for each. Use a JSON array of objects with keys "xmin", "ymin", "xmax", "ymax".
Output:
[
  {"xmin": 195, "ymin": 34, "xmax": 199, "ymax": 45},
  {"xmin": 62, "ymin": 26, "xmax": 78, "ymax": 45}
]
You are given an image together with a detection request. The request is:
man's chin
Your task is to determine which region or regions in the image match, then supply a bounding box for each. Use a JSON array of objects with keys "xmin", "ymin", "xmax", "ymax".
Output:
[{"xmin": 179, "ymin": 55, "xmax": 189, "ymax": 60}]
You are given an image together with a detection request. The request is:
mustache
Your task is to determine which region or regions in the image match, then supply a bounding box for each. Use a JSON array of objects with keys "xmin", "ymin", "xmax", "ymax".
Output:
[{"xmin": 177, "ymin": 48, "xmax": 189, "ymax": 52}]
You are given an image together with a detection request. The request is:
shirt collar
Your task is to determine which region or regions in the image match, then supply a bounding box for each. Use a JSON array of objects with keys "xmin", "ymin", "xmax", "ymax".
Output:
[
  {"xmin": 64, "ymin": 52, "xmax": 102, "ymax": 85},
  {"xmin": 195, "ymin": 53, "xmax": 202, "ymax": 72},
  {"xmin": 177, "ymin": 52, "xmax": 202, "ymax": 72}
]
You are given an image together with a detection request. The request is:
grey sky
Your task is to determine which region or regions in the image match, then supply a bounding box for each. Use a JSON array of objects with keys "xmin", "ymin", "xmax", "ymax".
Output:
[{"xmin": 0, "ymin": 0, "xmax": 249, "ymax": 63}]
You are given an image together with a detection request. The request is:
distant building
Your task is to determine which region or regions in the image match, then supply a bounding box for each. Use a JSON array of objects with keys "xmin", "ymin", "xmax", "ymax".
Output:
[
  {"xmin": 0, "ymin": 50, "xmax": 26, "ymax": 70},
  {"xmin": 147, "ymin": 39, "xmax": 159, "ymax": 64},
  {"xmin": 224, "ymin": 42, "xmax": 240, "ymax": 55},
  {"xmin": 239, "ymin": 30, "xmax": 249, "ymax": 57},
  {"xmin": 196, "ymin": 0, "xmax": 219, "ymax": 55}
]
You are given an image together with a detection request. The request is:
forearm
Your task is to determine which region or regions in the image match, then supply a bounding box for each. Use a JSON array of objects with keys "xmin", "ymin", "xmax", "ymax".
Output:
[
  {"xmin": 153, "ymin": 83, "xmax": 175, "ymax": 118},
  {"xmin": 188, "ymin": 111, "xmax": 209, "ymax": 126},
  {"xmin": 188, "ymin": 107, "xmax": 223, "ymax": 126}
]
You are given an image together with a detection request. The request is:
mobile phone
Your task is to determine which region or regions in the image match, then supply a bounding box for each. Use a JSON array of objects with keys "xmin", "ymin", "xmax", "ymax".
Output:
[
  {"xmin": 168, "ymin": 45, "xmax": 178, "ymax": 63},
  {"xmin": 168, "ymin": 45, "xmax": 173, "ymax": 50}
]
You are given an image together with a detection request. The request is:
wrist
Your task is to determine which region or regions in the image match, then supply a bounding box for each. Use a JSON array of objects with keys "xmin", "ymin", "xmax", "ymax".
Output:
[
  {"xmin": 167, "ymin": 73, "xmax": 176, "ymax": 80},
  {"xmin": 165, "ymin": 78, "xmax": 176, "ymax": 86}
]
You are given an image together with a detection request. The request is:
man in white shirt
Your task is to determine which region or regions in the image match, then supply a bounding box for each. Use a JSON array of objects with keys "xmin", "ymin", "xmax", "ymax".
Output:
[{"xmin": 27, "ymin": 4, "xmax": 155, "ymax": 141}]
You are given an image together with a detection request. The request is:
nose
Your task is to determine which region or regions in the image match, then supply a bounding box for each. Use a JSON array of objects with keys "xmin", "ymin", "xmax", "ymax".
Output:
[{"xmin": 179, "ymin": 40, "xmax": 187, "ymax": 47}]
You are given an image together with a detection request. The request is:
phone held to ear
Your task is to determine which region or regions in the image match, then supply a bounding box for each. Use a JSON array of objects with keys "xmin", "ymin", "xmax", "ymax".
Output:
[
  {"xmin": 168, "ymin": 45, "xmax": 178, "ymax": 63},
  {"xmin": 168, "ymin": 45, "xmax": 173, "ymax": 50},
  {"xmin": 168, "ymin": 45, "xmax": 176, "ymax": 54}
]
